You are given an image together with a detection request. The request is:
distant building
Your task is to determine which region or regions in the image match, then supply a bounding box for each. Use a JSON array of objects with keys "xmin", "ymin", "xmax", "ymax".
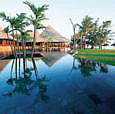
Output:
[
  {"xmin": 0, "ymin": 27, "xmax": 15, "ymax": 46},
  {"xmin": 107, "ymin": 32, "xmax": 115, "ymax": 45},
  {"xmin": 102, "ymin": 32, "xmax": 115, "ymax": 49},
  {"xmin": 38, "ymin": 25, "xmax": 70, "ymax": 48},
  {"xmin": 0, "ymin": 26, "xmax": 70, "ymax": 50}
]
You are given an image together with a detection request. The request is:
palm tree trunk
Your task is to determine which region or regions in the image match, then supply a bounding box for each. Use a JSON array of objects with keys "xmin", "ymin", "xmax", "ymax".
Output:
[
  {"xmin": 11, "ymin": 26, "xmax": 17, "ymax": 58},
  {"xmin": 11, "ymin": 59, "xmax": 15, "ymax": 78},
  {"xmin": 23, "ymin": 57, "xmax": 26, "ymax": 78},
  {"xmin": 16, "ymin": 31, "xmax": 20, "ymax": 55},
  {"xmin": 6, "ymin": 33, "xmax": 14, "ymax": 55},
  {"xmin": 32, "ymin": 26, "xmax": 36, "ymax": 57},
  {"xmin": 15, "ymin": 58, "xmax": 18, "ymax": 79},
  {"xmin": 91, "ymin": 45, "xmax": 94, "ymax": 49},
  {"xmin": 99, "ymin": 45, "xmax": 102, "ymax": 49},
  {"xmin": 32, "ymin": 57, "xmax": 39, "ymax": 79},
  {"xmin": 19, "ymin": 57, "xmax": 21, "ymax": 78},
  {"xmin": 80, "ymin": 38, "xmax": 82, "ymax": 49},
  {"xmin": 73, "ymin": 28, "xmax": 76, "ymax": 51}
]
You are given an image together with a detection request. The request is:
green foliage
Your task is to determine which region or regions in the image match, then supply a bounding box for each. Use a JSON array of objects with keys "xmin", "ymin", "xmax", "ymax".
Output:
[
  {"xmin": 75, "ymin": 15, "xmax": 112, "ymax": 49},
  {"xmin": 3, "ymin": 26, "xmax": 10, "ymax": 34},
  {"xmin": 71, "ymin": 31, "xmax": 82, "ymax": 42},
  {"xmin": 23, "ymin": 1, "xmax": 48, "ymax": 18},
  {"xmin": 23, "ymin": 1, "xmax": 48, "ymax": 28},
  {"xmin": 96, "ymin": 20, "xmax": 111, "ymax": 48},
  {"xmin": 23, "ymin": 1, "xmax": 49, "ymax": 56}
]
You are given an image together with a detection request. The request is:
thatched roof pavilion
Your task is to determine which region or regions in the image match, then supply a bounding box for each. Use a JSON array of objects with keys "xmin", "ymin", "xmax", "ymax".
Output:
[{"xmin": 39, "ymin": 25, "xmax": 70, "ymax": 43}]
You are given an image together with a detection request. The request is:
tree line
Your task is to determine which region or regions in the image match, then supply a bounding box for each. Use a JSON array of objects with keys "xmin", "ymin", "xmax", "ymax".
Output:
[{"xmin": 71, "ymin": 15, "xmax": 112, "ymax": 49}]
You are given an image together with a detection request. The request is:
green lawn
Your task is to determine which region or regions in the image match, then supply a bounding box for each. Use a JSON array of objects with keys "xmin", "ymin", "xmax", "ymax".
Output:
[{"xmin": 77, "ymin": 49, "xmax": 115, "ymax": 66}]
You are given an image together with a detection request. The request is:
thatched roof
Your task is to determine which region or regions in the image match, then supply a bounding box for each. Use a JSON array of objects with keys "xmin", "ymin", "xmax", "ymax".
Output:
[
  {"xmin": 42, "ymin": 52, "xmax": 67, "ymax": 67},
  {"xmin": 39, "ymin": 25, "xmax": 70, "ymax": 43}
]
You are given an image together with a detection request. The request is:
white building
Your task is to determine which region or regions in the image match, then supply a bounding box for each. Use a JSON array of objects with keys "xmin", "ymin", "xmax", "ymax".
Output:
[{"xmin": 102, "ymin": 32, "xmax": 115, "ymax": 49}]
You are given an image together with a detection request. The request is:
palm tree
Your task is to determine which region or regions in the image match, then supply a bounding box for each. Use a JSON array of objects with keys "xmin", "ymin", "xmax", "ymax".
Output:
[
  {"xmin": 71, "ymin": 31, "xmax": 82, "ymax": 48},
  {"xmin": 86, "ymin": 18, "xmax": 99, "ymax": 49},
  {"xmin": 77, "ymin": 15, "xmax": 94, "ymax": 49},
  {"xmin": 23, "ymin": 1, "xmax": 49, "ymax": 57},
  {"xmin": 97, "ymin": 21, "xmax": 111, "ymax": 49},
  {"xmin": 0, "ymin": 12, "xmax": 18, "ymax": 56},
  {"xmin": 0, "ymin": 12, "xmax": 34, "ymax": 59}
]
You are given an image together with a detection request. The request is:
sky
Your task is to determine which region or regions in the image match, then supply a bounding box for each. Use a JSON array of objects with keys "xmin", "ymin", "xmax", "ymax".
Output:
[{"xmin": 0, "ymin": 0, "xmax": 115, "ymax": 39}]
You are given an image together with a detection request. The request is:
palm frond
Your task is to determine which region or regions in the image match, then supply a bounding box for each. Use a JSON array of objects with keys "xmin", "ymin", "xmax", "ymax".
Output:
[
  {"xmin": 3, "ymin": 26, "xmax": 10, "ymax": 34},
  {"xmin": 23, "ymin": 1, "xmax": 48, "ymax": 19},
  {"xmin": 23, "ymin": 1, "xmax": 38, "ymax": 16},
  {"xmin": 0, "ymin": 12, "xmax": 6, "ymax": 20}
]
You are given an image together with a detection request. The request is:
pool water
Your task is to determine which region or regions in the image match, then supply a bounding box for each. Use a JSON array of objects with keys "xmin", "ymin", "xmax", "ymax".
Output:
[{"xmin": 0, "ymin": 52, "xmax": 115, "ymax": 114}]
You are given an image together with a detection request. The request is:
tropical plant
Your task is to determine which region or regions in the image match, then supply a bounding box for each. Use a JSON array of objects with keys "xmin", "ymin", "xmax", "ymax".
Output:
[
  {"xmin": 0, "ymin": 12, "xmax": 18, "ymax": 56},
  {"xmin": 77, "ymin": 15, "xmax": 94, "ymax": 49},
  {"xmin": 76, "ymin": 16, "xmax": 112, "ymax": 49},
  {"xmin": 97, "ymin": 20, "xmax": 111, "ymax": 49},
  {"xmin": 78, "ymin": 15, "xmax": 93, "ymax": 35},
  {"xmin": 0, "ymin": 12, "xmax": 31, "ymax": 57},
  {"xmin": 23, "ymin": 1, "xmax": 49, "ymax": 57},
  {"xmin": 71, "ymin": 31, "xmax": 82, "ymax": 42},
  {"xmin": 86, "ymin": 18, "xmax": 99, "ymax": 49}
]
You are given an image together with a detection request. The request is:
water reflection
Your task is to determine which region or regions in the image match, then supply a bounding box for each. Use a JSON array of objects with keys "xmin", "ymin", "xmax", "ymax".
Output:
[
  {"xmin": 0, "ymin": 52, "xmax": 115, "ymax": 114},
  {"xmin": 77, "ymin": 58, "xmax": 108, "ymax": 77},
  {"xmin": 70, "ymin": 57, "xmax": 109, "ymax": 77},
  {"xmin": 42, "ymin": 51, "xmax": 67, "ymax": 67},
  {"xmin": 3, "ymin": 57, "xmax": 49, "ymax": 105}
]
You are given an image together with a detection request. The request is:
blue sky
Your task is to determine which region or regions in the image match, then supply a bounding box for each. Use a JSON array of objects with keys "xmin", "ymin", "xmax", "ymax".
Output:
[{"xmin": 0, "ymin": 0, "xmax": 115, "ymax": 39}]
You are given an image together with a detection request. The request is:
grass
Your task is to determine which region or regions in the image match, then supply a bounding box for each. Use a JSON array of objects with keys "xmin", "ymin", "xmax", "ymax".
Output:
[{"xmin": 77, "ymin": 49, "xmax": 115, "ymax": 66}]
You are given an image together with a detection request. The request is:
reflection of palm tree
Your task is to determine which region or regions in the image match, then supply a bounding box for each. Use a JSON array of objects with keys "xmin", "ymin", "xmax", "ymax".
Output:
[
  {"xmin": 7, "ymin": 59, "xmax": 15, "ymax": 85},
  {"xmin": 98, "ymin": 63, "xmax": 108, "ymax": 73},
  {"xmin": 70, "ymin": 57, "xmax": 79, "ymax": 74},
  {"xmin": 32, "ymin": 57, "xmax": 39, "ymax": 79},
  {"xmin": 13, "ymin": 77, "xmax": 33, "ymax": 95},
  {"xmin": 30, "ymin": 77, "xmax": 49, "ymax": 104},
  {"xmin": 77, "ymin": 58, "xmax": 108, "ymax": 77},
  {"xmin": 77, "ymin": 58, "xmax": 97, "ymax": 77},
  {"xmin": 5, "ymin": 65, "xmax": 34, "ymax": 96},
  {"xmin": 4, "ymin": 57, "xmax": 49, "ymax": 104}
]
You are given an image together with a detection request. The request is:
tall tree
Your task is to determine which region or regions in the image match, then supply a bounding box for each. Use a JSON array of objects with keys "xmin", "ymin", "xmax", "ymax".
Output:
[
  {"xmin": 86, "ymin": 18, "xmax": 99, "ymax": 49},
  {"xmin": 23, "ymin": 1, "xmax": 49, "ymax": 57},
  {"xmin": 97, "ymin": 21, "xmax": 111, "ymax": 49},
  {"xmin": 0, "ymin": 12, "xmax": 32, "ymax": 58},
  {"xmin": 0, "ymin": 12, "xmax": 20, "ymax": 57},
  {"xmin": 77, "ymin": 15, "xmax": 94, "ymax": 49},
  {"xmin": 76, "ymin": 16, "xmax": 111, "ymax": 49}
]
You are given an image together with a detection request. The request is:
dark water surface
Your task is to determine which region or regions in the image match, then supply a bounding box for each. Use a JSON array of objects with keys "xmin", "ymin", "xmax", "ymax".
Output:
[{"xmin": 0, "ymin": 52, "xmax": 115, "ymax": 114}]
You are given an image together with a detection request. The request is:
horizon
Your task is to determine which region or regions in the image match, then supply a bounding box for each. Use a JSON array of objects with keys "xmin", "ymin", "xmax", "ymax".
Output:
[{"xmin": 0, "ymin": 0, "xmax": 115, "ymax": 39}]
